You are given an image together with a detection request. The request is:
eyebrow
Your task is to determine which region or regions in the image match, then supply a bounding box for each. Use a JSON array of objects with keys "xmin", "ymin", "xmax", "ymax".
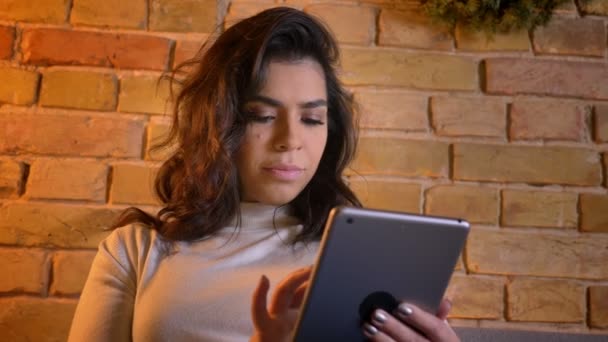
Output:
[{"xmin": 247, "ymin": 95, "xmax": 328, "ymax": 109}]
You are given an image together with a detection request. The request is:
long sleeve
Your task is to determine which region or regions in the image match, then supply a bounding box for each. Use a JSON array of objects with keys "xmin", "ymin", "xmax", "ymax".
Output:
[
  {"xmin": 66, "ymin": 205, "xmax": 318, "ymax": 342},
  {"xmin": 68, "ymin": 227, "xmax": 138, "ymax": 342}
]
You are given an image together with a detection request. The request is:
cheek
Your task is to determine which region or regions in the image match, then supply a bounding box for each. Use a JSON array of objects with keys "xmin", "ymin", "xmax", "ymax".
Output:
[{"xmin": 310, "ymin": 131, "xmax": 328, "ymax": 161}]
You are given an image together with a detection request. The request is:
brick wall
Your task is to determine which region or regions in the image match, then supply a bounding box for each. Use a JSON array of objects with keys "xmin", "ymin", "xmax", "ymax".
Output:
[{"xmin": 0, "ymin": 0, "xmax": 607, "ymax": 340}]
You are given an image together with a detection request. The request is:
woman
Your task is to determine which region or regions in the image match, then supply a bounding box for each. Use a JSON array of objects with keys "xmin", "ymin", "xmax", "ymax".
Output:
[{"xmin": 68, "ymin": 7, "xmax": 458, "ymax": 342}]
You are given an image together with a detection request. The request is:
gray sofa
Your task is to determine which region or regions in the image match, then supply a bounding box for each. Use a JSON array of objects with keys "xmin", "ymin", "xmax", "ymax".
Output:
[{"xmin": 454, "ymin": 327, "xmax": 608, "ymax": 341}]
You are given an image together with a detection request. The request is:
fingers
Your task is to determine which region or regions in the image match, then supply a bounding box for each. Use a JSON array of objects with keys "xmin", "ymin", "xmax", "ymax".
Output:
[
  {"xmin": 251, "ymin": 275, "xmax": 271, "ymax": 329},
  {"xmin": 289, "ymin": 281, "xmax": 309, "ymax": 309},
  {"xmin": 269, "ymin": 267, "xmax": 312, "ymax": 315},
  {"xmin": 363, "ymin": 309, "xmax": 426, "ymax": 342},
  {"xmin": 436, "ymin": 298, "xmax": 452, "ymax": 321},
  {"xmin": 362, "ymin": 321, "xmax": 397, "ymax": 342},
  {"xmin": 392, "ymin": 303, "xmax": 458, "ymax": 342}
]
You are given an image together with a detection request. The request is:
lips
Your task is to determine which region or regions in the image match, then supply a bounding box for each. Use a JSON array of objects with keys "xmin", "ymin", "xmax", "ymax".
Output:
[
  {"xmin": 263, "ymin": 164, "xmax": 304, "ymax": 181},
  {"xmin": 265, "ymin": 163, "xmax": 303, "ymax": 171}
]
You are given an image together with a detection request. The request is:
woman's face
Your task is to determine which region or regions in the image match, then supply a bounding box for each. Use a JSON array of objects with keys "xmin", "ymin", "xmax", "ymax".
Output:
[{"xmin": 235, "ymin": 58, "xmax": 328, "ymax": 205}]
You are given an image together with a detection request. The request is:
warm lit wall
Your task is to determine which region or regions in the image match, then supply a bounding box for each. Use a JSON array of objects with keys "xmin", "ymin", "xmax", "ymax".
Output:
[{"xmin": 0, "ymin": 0, "xmax": 607, "ymax": 340}]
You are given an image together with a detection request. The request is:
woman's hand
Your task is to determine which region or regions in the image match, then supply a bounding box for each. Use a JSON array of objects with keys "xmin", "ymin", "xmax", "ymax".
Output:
[
  {"xmin": 249, "ymin": 267, "xmax": 312, "ymax": 342},
  {"xmin": 362, "ymin": 298, "xmax": 460, "ymax": 342}
]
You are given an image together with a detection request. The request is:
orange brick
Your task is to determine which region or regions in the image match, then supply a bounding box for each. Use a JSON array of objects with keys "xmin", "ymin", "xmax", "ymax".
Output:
[
  {"xmin": 111, "ymin": 163, "xmax": 160, "ymax": 205},
  {"xmin": 359, "ymin": 0, "xmax": 419, "ymax": 10},
  {"xmin": 0, "ymin": 67, "xmax": 40, "ymax": 105},
  {"xmin": 51, "ymin": 250, "xmax": 96, "ymax": 295},
  {"xmin": 149, "ymin": 0, "xmax": 217, "ymax": 33},
  {"xmin": 351, "ymin": 137, "xmax": 449, "ymax": 178},
  {"xmin": 508, "ymin": 278, "xmax": 584, "ymax": 323},
  {"xmin": 581, "ymin": 0, "xmax": 608, "ymax": 16},
  {"xmin": 145, "ymin": 120, "xmax": 175, "ymax": 161},
  {"xmin": 605, "ymin": 153, "xmax": 608, "ymax": 187},
  {"xmin": 425, "ymin": 185, "xmax": 498, "ymax": 224},
  {"xmin": 0, "ymin": 26, "xmax": 14, "ymax": 59},
  {"xmin": 453, "ymin": 144, "xmax": 601, "ymax": 186},
  {"xmin": 26, "ymin": 159, "xmax": 108, "ymax": 202},
  {"xmin": 485, "ymin": 58, "xmax": 608, "ymax": 100},
  {"xmin": 431, "ymin": 97, "xmax": 505, "ymax": 137},
  {"xmin": 0, "ymin": 113, "xmax": 145, "ymax": 158},
  {"xmin": 0, "ymin": 0, "xmax": 68, "ymax": 24},
  {"xmin": 477, "ymin": 320, "xmax": 588, "ymax": 332},
  {"xmin": 354, "ymin": 90, "xmax": 427, "ymax": 131},
  {"xmin": 555, "ymin": 0, "xmax": 578, "ymax": 13},
  {"xmin": 0, "ymin": 160, "xmax": 24, "ymax": 198},
  {"xmin": 22, "ymin": 28, "xmax": 171, "ymax": 70},
  {"xmin": 0, "ymin": 248, "xmax": 47, "ymax": 293},
  {"xmin": 533, "ymin": 18, "xmax": 605, "ymax": 57},
  {"xmin": 467, "ymin": 229, "xmax": 608, "ymax": 279},
  {"xmin": 0, "ymin": 297, "xmax": 77, "ymax": 342},
  {"xmin": 173, "ymin": 39, "xmax": 205, "ymax": 67},
  {"xmin": 501, "ymin": 190, "xmax": 577, "ymax": 229},
  {"xmin": 71, "ymin": 0, "xmax": 146, "ymax": 29},
  {"xmin": 580, "ymin": 194, "xmax": 608, "ymax": 233},
  {"xmin": 445, "ymin": 275, "xmax": 503, "ymax": 319},
  {"xmin": 224, "ymin": 2, "xmax": 278, "ymax": 28},
  {"xmin": 40, "ymin": 69, "xmax": 117, "ymax": 111},
  {"xmin": 342, "ymin": 48, "xmax": 478, "ymax": 91},
  {"xmin": 118, "ymin": 74, "xmax": 172, "ymax": 115},
  {"xmin": 305, "ymin": 4, "xmax": 375, "ymax": 45},
  {"xmin": 510, "ymin": 99, "xmax": 588, "ymax": 141},
  {"xmin": 589, "ymin": 286, "xmax": 608, "ymax": 328},
  {"xmin": 456, "ymin": 27, "xmax": 529, "ymax": 51},
  {"xmin": 348, "ymin": 180, "xmax": 420, "ymax": 213},
  {"xmin": 595, "ymin": 104, "xmax": 608, "ymax": 142},
  {"xmin": 379, "ymin": 9, "xmax": 452, "ymax": 50},
  {"xmin": 0, "ymin": 203, "xmax": 117, "ymax": 248}
]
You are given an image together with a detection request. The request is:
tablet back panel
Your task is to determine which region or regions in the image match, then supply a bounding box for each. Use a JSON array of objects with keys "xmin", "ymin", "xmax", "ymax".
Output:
[{"xmin": 293, "ymin": 206, "xmax": 469, "ymax": 342}]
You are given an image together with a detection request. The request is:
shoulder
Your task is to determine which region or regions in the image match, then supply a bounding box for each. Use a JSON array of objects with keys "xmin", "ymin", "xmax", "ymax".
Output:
[
  {"xmin": 101, "ymin": 224, "xmax": 159, "ymax": 253},
  {"xmin": 98, "ymin": 224, "xmax": 167, "ymax": 274}
]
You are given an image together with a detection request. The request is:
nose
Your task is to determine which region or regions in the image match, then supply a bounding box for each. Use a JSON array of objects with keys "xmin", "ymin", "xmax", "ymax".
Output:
[{"xmin": 272, "ymin": 114, "xmax": 302, "ymax": 152}]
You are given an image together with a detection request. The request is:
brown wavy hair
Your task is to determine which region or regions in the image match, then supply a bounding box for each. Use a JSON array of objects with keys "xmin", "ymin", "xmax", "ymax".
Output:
[{"xmin": 111, "ymin": 7, "xmax": 361, "ymax": 243}]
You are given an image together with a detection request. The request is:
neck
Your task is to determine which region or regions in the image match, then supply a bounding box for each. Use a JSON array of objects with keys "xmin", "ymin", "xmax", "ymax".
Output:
[{"xmin": 229, "ymin": 202, "xmax": 300, "ymax": 230}]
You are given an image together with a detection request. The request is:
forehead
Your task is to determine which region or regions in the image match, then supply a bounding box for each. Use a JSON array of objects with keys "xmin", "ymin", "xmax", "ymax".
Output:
[{"xmin": 256, "ymin": 58, "xmax": 327, "ymax": 102}]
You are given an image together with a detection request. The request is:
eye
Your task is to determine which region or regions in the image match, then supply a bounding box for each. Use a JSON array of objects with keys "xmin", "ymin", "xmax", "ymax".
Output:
[
  {"xmin": 301, "ymin": 117, "xmax": 325, "ymax": 125},
  {"xmin": 301, "ymin": 113, "xmax": 326, "ymax": 126},
  {"xmin": 249, "ymin": 115, "xmax": 275, "ymax": 123},
  {"xmin": 245, "ymin": 107, "xmax": 276, "ymax": 123}
]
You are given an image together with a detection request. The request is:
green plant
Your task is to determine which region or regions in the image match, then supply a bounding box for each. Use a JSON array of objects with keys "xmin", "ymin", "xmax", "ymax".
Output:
[{"xmin": 420, "ymin": 0, "xmax": 581, "ymax": 34}]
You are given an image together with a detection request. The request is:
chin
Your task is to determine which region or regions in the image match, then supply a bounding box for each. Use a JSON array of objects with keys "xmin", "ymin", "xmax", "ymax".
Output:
[
  {"xmin": 254, "ymin": 188, "xmax": 303, "ymax": 206},
  {"xmin": 258, "ymin": 194, "xmax": 297, "ymax": 206}
]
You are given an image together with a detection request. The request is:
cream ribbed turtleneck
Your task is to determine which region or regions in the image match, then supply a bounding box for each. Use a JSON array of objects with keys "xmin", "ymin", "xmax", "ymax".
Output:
[{"xmin": 68, "ymin": 203, "xmax": 319, "ymax": 342}]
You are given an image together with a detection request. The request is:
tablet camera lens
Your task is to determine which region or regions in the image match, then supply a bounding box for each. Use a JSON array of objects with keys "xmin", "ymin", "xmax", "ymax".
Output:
[
  {"xmin": 359, "ymin": 291, "xmax": 398, "ymax": 322},
  {"xmin": 346, "ymin": 218, "xmax": 353, "ymax": 224}
]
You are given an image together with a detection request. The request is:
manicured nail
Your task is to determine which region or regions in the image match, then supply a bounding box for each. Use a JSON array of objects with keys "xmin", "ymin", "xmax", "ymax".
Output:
[
  {"xmin": 397, "ymin": 303, "xmax": 414, "ymax": 316},
  {"xmin": 363, "ymin": 323, "xmax": 378, "ymax": 335},
  {"xmin": 372, "ymin": 310, "xmax": 387, "ymax": 324}
]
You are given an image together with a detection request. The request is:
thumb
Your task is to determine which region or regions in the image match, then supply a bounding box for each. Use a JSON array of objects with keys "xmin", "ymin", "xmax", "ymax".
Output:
[{"xmin": 436, "ymin": 298, "xmax": 452, "ymax": 320}]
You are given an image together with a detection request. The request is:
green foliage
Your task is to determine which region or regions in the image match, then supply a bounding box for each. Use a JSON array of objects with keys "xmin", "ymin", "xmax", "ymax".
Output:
[{"xmin": 421, "ymin": 0, "xmax": 584, "ymax": 34}]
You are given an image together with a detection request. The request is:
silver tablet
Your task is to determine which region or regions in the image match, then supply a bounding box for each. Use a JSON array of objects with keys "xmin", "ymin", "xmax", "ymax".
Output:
[{"xmin": 293, "ymin": 206, "xmax": 470, "ymax": 341}]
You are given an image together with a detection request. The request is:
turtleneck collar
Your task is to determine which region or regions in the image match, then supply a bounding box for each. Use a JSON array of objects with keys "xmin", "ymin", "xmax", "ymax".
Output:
[{"xmin": 227, "ymin": 202, "xmax": 301, "ymax": 230}]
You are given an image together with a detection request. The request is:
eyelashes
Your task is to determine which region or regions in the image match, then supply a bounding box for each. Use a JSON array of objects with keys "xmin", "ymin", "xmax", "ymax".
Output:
[
  {"xmin": 246, "ymin": 112, "xmax": 326, "ymax": 126},
  {"xmin": 301, "ymin": 118, "xmax": 325, "ymax": 125}
]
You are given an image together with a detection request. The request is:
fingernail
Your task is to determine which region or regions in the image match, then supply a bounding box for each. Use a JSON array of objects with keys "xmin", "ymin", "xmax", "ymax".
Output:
[
  {"xmin": 446, "ymin": 299, "xmax": 453, "ymax": 309},
  {"xmin": 372, "ymin": 310, "xmax": 387, "ymax": 324},
  {"xmin": 363, "ymin": 323, "xmax": 378, "ymax": 335},
  {"xmin": 397, "ymin": 303, "xmax": 413, "ymax": 316}
]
